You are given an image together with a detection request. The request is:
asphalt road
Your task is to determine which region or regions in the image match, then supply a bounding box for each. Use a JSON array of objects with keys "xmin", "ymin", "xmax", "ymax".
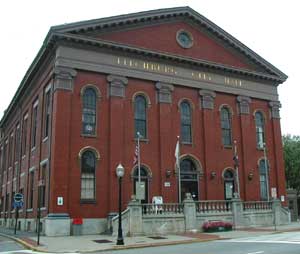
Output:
[
  {"xmin": 97, "ymin": 232, "xmax": 300, "ymax": 254},
  {"xmin": 0, "ymin": 235, "xmax": 25, "ymax": 252}
]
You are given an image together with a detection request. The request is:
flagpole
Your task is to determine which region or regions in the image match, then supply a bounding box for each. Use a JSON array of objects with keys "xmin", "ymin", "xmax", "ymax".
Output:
[
  {"xmin": 137, "ymin": 132, "xmax": 141, "ymax": 185},
  {"xmin": 175, "ymin": 136, "xmax": 181, "ymax": 203},
  {"xmin": 233, "ymin": 140, "xmax": 240, "ymax": 198}
]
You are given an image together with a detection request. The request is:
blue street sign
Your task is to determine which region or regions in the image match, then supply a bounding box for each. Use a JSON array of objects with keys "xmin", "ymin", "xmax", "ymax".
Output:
[
  {"xmin": 13, "ymin": 201, "xmax": 24, "ymax": 209},
  {"xmin": 14, "ymin": 193, "xmax": 23, "ymax": 202}
]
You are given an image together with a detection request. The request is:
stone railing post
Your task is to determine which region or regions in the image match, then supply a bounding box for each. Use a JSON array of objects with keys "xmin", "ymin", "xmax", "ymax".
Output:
[
  {"xmin": 272, "ymin": 199, "xmax": 281, "ymax": 226},
  {"xmin": 127, "ymin": 199, "xmax": 143, "ymax": 236},
  {"xmin": 183, "ymin": 193, "xmax": 197, "ymax": 232},
  {"xmin": 232, "ymin": 198, "xmax": 243, "ymax": 229}
]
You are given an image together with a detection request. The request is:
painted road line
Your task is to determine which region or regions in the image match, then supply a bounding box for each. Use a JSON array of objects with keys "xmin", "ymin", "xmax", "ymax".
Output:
[{"xmin": 247, "ymin": 251, "xmax": 264, "ymax": 254}]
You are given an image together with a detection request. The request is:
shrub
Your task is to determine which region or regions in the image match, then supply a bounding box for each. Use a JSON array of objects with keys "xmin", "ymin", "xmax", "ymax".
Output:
[{"xmin": 202, "ymin": 221, "xmax": 232, "ymax": 232}]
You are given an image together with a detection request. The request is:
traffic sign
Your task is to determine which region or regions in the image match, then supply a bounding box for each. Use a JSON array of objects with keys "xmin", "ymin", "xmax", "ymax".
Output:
[
  {"xmin": 13, "ymin": 201, "xmax": 24, "ymax": 209},
  {"xmin": 14, "ymin": 193, "xmax": 23, "ymax": 203}
]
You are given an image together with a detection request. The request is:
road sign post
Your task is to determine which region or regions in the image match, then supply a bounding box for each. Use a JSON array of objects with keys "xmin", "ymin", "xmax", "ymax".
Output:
[{"xmin": 13, "ymin": 193, "xmax": 23, "ymax": 235}]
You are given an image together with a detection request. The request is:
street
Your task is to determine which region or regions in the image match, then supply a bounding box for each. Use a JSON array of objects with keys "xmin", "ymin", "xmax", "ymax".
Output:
[
  {"xmin": 95, "ymin": 233, "xmax": 300, "ymax": 254},
  {"xmin": 1, "ymin": 232, "xmax": 300, "ymax": 254},
  {"xmin": 0, "ymin": 235, "xmax": 25, "ymax": 252}
]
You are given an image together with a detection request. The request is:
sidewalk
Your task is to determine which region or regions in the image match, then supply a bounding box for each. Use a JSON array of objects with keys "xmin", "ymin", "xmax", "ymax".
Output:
[{"xmin": 1, "ymin": 222, "xmax": 300, "ymax": 253}]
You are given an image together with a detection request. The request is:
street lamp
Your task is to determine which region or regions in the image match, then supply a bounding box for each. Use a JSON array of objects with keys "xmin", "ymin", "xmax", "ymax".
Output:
[{"xmin": 116, "ymin": 163, "xmax": 125, "ymax": 245}]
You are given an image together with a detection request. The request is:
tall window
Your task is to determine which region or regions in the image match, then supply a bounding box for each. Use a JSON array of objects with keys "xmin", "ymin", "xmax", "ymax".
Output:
[
  {"xmin": 39, "ymin": 164, "xmax": 46, "ymax": 207},
  {"xmin": 15, "ymin": 124, "xmax": 20, "ymax": 162},
  {"xmin": 31, "ymin": 102, "xmax": 38, "ymax": 148},
  {"xmin": 8, "ymin": 134, "xmax": 13, "ymax": 168},
  {"xmin": 180, "ymin": 101, "xmax": 192, "ymax": 143},
  {"xmin": 21, "ymin": 115, "xmax": 28, "ymax": 156},
  {"xmin": 82, "ymin": 88, "xmax": 97, "ymax": 135},
  {"xmin": 259, "ymin": 159, "xmax": 268, "ymax": 200},
  {"xmin": 255, "ymin": 112, "xmax": 265, "ymax": 148},
  {"xmin": 134, "ymin": 95, "xmax": 147, "ymax": 138},
  {"xmin": 81, "ymin": 151, "xmax": 96, "ymax": 200},
  {"xmin": 43, "ymin": 89, "xmax": 51, "ymax": 138},
  {"xmin": 221, "ymin": 107, "xmax": 232, "ymax": 146},
  {"xmin": 28, "ymin": 171, "xmax": 34, "ymax": 209},
  {"xmin": 3, "ymin": 141, "xmax": 8, "ymax": 170}
]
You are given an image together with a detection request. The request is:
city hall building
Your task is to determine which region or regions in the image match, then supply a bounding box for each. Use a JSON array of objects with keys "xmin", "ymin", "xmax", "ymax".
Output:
[{"xmin": 0, "ymin": 7, "xmax": 288, "ymax": 235}]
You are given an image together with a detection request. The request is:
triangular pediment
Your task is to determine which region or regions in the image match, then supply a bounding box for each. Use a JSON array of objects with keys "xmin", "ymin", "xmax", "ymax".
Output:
[{"xmin": 50, "ymin": 6, "xmax": 287, "ymax": 82}]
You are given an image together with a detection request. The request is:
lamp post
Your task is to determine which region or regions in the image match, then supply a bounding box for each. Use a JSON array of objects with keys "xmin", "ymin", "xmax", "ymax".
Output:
[{"xmin": 116, "ymin": 163, "xmax": 125, "ymax": 245}]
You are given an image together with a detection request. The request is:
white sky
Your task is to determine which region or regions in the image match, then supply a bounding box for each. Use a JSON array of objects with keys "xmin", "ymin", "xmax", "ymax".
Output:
[{"xmin": 0, "ymin": 0, "xmax": 299, "ymax": 135}]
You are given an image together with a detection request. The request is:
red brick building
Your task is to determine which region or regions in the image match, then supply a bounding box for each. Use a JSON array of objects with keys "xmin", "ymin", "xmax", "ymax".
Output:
[{"xmin": 0, "ymin": 7, "xmax": 287, "ymax": 235}]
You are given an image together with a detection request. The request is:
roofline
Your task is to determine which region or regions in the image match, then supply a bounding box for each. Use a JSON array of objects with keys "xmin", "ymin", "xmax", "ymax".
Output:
[{"xmin": 51, "ymin": 6, "xmax": 287, "ymax": 80}]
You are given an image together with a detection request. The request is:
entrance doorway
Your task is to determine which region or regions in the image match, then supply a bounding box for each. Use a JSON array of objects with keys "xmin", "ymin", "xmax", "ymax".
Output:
[
  {"xmin": 133, "ymin": 167, "xmax": 149, "ymax": 204},
  {"xmin": 180, "ymin": 159, "xmax": 199, "ymax": 201},
  {"xmin": 224, "ymin": 169, "xmax": 235, "ymax": 200}
]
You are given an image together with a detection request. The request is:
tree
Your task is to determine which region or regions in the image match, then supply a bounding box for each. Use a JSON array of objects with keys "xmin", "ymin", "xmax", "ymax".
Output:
[{"xmin": 283, "ymin": 135, "xmax": 300, "ymax": 194}]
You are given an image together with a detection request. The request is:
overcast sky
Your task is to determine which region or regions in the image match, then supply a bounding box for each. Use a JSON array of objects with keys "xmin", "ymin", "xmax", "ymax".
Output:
[{"xmin": 0, "ymin": 0, "xmax": 299, "ymax": 135}]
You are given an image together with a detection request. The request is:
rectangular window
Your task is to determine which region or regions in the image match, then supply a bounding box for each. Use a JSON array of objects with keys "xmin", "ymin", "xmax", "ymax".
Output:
[
  {"xmin": 43, "ymin": 89, "xmax": 51, "ymax": 139},
  {"xmin": 28, "ymin": 171, "xmax": 34, "ymax": 209},
  {"xmin": 11, "ymin": 191, "xmax": 15, "ymax": 211},
  {"xmin": 8, "ymin": 134, "xmax": 14, "ymax": 168},
  {"xmin": 0, "ymin": 196, "xmax": 3, "ymax": 212},
  {"xmin": 5, "ymin": 193, "xmax": 9, "ymax": 212},
  {"xmin": 3, "ymin": 140, "xmax": 8, "ymax": 170},
  {"xmin": 15, "ymin": 124, "xmax": 21, "ymax": 162},
  {"xmin": 0, "ymin": 147, "xmax": 2, "ymax": 172},
  {"xmin": 31, "ymin": 101, "xmax": 38, "ymax": 148},
  {"xmin": 39, "ymin": 164, "xmax": 46, "ymax": 207},
  {"xmin": 21, "ymin": 115, "xmax": 28, "ymax": 156}
]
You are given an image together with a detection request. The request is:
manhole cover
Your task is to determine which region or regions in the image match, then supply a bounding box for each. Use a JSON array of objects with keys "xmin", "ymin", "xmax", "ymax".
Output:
[
  {"xmin": 148, "ymin": 236, "xmax": 167, "ymax": 240},
  {"xmin": 93, "ymin": 239, "xmax": 113, "ymax": 243}
]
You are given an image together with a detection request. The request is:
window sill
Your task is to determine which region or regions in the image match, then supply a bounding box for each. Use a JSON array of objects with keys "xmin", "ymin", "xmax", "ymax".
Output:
[
  {"xmin": 80, "ymin": 199, "xmax": 96, "ymax": 204},
  {"xmin": 134, "ymin": 138, "xmax": 149, "ymax": 143},
  {"xmin": 181, "ymin": 142, "xmax": 192, "ymax": 146},
  {"xmin": 223, "ymin": 145, "xmax": 233, "ymax": 149},
  {"xmin": 40, "ymin": 207, "xmax": 47, "ymax": 211},
  {"xmin": 81, "ymin": 134, "xmax": 97, "ymax": 138},
  {"xmin": 26, "ymin": 208, "xmax": 33, "ymax": 212},
  {"xmin": 257, "ymin": 147, "xmax": 264, "ymax": 151}
]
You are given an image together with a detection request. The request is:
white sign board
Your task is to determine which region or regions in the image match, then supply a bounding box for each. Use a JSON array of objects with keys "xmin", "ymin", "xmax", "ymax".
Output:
[
  {"xmin": 164, "ymin": 182, "xmax": 171, "ymax": 187},
  {"xmin": 57, "ymin": 197, "xmax": 63, "ymax": 206},
  {"xmin": 280, "ymin": 195, "xmax": 285, "ymax": 202},
  {"xmin": 136, "ymin": 182, "xmax": 145, "ymax": 200},
  {"xmin": 271, "ymin": 187, "xmax": 277, "ymax": 199}
]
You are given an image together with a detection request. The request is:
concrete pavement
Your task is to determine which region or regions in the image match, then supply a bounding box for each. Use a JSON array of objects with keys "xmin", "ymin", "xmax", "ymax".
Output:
[{"xmin": 1, "ymin": 223, "xmax": 300, "ymax": 253}]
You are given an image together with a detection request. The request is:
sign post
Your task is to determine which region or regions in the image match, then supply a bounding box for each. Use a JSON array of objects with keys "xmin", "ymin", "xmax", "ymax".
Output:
[{"xmin": 13, "ymin": 193, "xmax": 24, "ymax": 235}]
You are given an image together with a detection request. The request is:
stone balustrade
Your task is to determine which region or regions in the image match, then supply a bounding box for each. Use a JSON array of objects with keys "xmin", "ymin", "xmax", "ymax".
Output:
[
  {"xmin": 195, "ymin": 200, "xmax": 232, "ymax": 213},
  {"xmin": 243, "ymin": 201, "xmax": 272, "ymax": 211}
]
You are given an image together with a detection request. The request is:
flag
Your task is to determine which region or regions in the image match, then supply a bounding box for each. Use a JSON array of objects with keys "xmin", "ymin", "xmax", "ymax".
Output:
[
  {"xmin": 175, "ymin": 138, "xmax": 180, "ymax": 169},
  {"xmin": 133, "ymin": 143, "xmax": 139, "ymax": 165},
  {"xmin": 233, "ymin": 154, "xmax": 239, "ymax": 167}
]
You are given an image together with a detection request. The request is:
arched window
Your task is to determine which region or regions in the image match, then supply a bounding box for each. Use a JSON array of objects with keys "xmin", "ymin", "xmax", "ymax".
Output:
[
  {"xmin": 221, "ymin": 107, "xmax": 232, "ymax": 146},
  {"xmin": 82, "ymin": 88, "xmax": 97, "ymax": 135},
  {"xmin": 255, "ymin": 112, "xmax": 265, "ymax": 148},
  {"xmin": 81, "ymin": 151, "xmax": 96, "ymax": 200},
  {"xmin": 259, "ymin": 159, "xmax": 268, "ymax": 200},
  {"xmin": 134, "ymin": 95, "xmax": 147, "ymax": 138},
  {"xmin": 180, "ymin": 102, "xmax": 192, "ymax": 143}
]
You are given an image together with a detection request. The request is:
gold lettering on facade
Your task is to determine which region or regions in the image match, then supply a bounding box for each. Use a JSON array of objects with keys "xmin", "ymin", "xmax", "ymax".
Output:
[
  {"xmin": 116, "ymin": 57, "xmax": 244, "ymax": 88},
  {"xmin": 224, "ymin": 77, "xmax": 243, "ymax": 87}
]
